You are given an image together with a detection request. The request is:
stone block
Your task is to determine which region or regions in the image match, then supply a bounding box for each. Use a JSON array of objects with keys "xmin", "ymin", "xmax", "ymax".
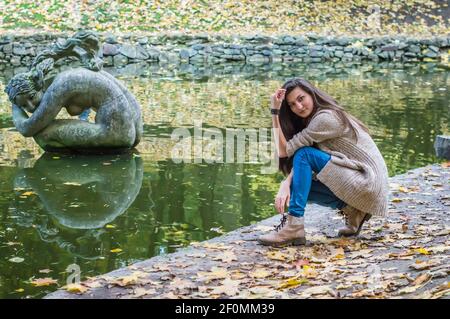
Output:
[{"xmin": 434, "ymin": 135, "xmax": 450, "ymax": 160}]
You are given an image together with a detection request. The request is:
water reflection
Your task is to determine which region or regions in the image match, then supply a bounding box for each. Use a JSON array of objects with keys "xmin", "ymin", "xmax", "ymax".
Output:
[{"xmin": 11, "ymin": 153, "xmax": 143, "ymax": 254}]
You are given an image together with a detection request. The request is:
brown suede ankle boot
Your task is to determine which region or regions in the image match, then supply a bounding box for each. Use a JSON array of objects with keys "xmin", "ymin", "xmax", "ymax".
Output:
[
  {"xmin": 338, "ymin": 206, "xmax": 371, "ymax": 237},
  {"xmin": 258, "ymin": 214, "xmax": 306, "ymax": 247}
]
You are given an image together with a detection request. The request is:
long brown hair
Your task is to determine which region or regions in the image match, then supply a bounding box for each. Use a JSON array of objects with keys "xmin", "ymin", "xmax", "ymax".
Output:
[{"xmin": 278, "ymin": 77, "xmax": 369, "ymax": 175}]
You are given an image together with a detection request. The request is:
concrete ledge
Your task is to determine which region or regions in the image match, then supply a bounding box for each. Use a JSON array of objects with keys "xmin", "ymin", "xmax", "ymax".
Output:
[{"xmin": 45, "ymin": 163, "xmax": 450, "ymax": 299}]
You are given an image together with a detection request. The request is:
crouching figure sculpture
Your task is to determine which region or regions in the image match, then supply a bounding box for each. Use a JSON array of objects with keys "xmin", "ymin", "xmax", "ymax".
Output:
[{"xmin": 4, "ymin": 31, "xmax": 143, "ymax": 154}]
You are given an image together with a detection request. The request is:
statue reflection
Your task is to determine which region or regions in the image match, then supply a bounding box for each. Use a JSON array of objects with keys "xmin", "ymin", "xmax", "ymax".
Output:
[{"xmin": 13, "ymin": 152, "xmax": 143, "ymax": 258}]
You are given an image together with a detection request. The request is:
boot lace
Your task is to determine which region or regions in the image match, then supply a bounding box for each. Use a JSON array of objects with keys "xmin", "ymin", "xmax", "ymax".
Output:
[
  {"xmin": 274, "ymin": 214, "xmax": 288, "ymax": 232},
  {"xmin": 338, "ymin": 210, "xmax": 350, "ymax": 226}
]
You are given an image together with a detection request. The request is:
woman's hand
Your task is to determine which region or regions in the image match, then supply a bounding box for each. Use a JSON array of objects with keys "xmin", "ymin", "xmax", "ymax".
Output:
[
  {"xmin": 270, "ymin": 88, "xmax": 286, "ymax": 110},
  {"xmin": 274, "ymin": 179, "xmax": 291, "ymax": 214}
]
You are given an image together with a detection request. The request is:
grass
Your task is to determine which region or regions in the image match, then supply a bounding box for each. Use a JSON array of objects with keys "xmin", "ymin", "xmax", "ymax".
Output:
[{"xmin": 0, "ymin": 0, "xmax": 448, "ymax": 36}]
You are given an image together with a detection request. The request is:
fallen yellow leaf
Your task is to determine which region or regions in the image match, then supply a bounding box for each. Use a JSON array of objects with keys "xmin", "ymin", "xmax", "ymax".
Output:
[
  {"xmin": 266, "ymin": 251, "xmax": 287, "ymax": 261},
  {"xmin": 398, "ymin": 285, "xmax": 419, "ymax": 294},
  {"xmin": 30, "ymin": 278, "xmax": 58, "ymax": 287},
  {"xmin": 278, "ymin": 276, "xmax": 308, "ymax": 289},
  {"xmin": 333, "ymin": 247, "xmax": 346, "ymax": 260},
  {"xmin": 412, "ymin": 273, "xmax": 431, "ymax": 286},
  {"xmin": 301, "ymin": 285, "xmax": 333, "ymax": 296},
  {"xmin": 209, "ymin": 278, "xmax": 241, "ymax": 296},
  {"xmin": 212, "ymin": 251, "xmax": 237, "ymax": 263},
  {"xmin": 250, "ymin": 268, "xmax": 271, "ymax": 278},
  {"xmin": 112, "ymin": 274, "xmax": 139, "ymax": 287},
  {"xmin": 398, "ymin": 186, "xmax": 409, "ymax": 193},
  {"xmin": 409, "ymin": 260, "xmax": 438, "ymax": 270},
  {"xmin": 249, "ymin": 286, "xmax": 280, "ymax": 297},
  {"xmin": 346, "ymin": 275, "xmax": 368, "ymax": 284},
  {"xmin": 21, "ymin": 191, "xmax": 35, "ymax": 196},
  {"xmin": 9, "ymin": 257, "xmax": 24, "ymax": 263},
  {"xmin": 169, "ymin": 277, "xmax": 196, "ymax": 290},
  {"xmin": 302, "ymin": 265, "xmax": 318, "ymax": 278},
  {"xmin": 66, "ymin": 284, "xmax": 88, "ymax": 293},
  {"xmin": 197, "ymin": 267, "xmax": 229, "ymax": 281},
  {"xmin": 133, "ymin": 287, "xmax": 156, "ymax": 298},
  {"xmin": 415, "ymin": 248, "xmax": 430, "ymax": 255},
  {"xmin": 191, "ymin": 242, "xmax": 233, "ymax": 250},
  {"xmin": 84, "ymin": 281, "xmax": 103, "ymax": 289},
  {"xmin": 39, "ymin": 269, "xmax": 52, "ymax": 274}
]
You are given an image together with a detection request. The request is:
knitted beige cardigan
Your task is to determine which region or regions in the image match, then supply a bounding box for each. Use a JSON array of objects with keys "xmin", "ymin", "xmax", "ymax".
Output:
[{"xmin": 286, "ymin": 109, "xmax": 389, "ymax": 217}]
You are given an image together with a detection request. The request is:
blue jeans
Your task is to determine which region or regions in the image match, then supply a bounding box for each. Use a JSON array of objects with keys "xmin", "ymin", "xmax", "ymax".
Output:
[
  {"xmin": 289, "ymin": 146, "xmax": 345, "ymax": 217},
  {"xmin": 78, "ymin": 109, "xmax": 91, "ymax": 121}
]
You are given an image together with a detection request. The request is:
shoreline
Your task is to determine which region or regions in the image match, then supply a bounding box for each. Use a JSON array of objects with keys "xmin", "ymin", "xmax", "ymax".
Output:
[{"xmin": 45, "ymin": 162, "xmax": 450, "ymax": 299}]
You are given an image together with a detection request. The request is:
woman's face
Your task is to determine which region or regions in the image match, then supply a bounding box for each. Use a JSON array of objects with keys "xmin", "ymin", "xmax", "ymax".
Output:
[
  {"xmin": 14, "ymin": 90, "xmax": 43, "ymax": 113},
  {"xmin": 286, "ymin": 86, "xmax": 314, "ymax": 118}
]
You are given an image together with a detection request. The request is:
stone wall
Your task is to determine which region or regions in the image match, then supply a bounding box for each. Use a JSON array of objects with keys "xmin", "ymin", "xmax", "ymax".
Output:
[{"xmin": 0, "ymin": 32, "xmax": 449, "ymax": 70}]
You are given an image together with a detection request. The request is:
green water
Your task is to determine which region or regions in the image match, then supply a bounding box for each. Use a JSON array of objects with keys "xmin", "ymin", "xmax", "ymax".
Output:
[{"xmin": 0, "ymin": 62, "xmax": 448, "ymax": 298}]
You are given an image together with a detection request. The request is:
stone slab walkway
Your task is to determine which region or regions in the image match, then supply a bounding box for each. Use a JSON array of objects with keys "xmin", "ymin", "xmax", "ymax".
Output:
[{"xmin": 46, "ymin": 163, "xmax": 449, "ymax": 299}]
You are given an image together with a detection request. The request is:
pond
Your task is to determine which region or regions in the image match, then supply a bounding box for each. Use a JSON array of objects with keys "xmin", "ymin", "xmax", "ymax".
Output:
[{"xmin": 0, "ymin": 61, "xmax": 448, "ymax": 298}]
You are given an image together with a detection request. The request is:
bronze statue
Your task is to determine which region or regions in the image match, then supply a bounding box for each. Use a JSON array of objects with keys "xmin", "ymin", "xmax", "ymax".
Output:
[{"xmin": 4, "ymin": 31, "xmax": 143, "ymax": 154}]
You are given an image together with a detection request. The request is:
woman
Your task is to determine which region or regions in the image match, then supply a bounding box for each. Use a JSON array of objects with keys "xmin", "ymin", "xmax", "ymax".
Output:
[{"xmin": 258, "ymin": 78, "xmax": 389, "ymax": 247}]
